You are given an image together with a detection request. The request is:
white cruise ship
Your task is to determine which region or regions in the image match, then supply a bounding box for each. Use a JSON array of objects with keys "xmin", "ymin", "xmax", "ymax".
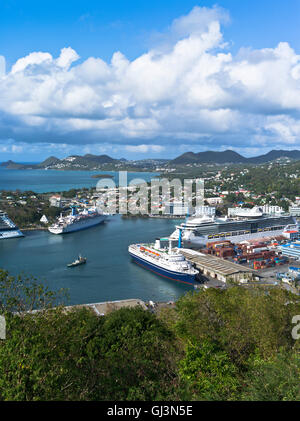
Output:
[
  {"xmin": 129, "ymin": 239, "xmax": 199, "ymax": 285},
  {"xmin": 170, "ymin": 209, "xmax": 299, "ymax": 247},
  {"xmin": 48, "ymin": 206, "xmax": 106, "ymax": 235},
  {"xmin": 0, "ymin": 211, "xmax": 24, "ymax": 240}
]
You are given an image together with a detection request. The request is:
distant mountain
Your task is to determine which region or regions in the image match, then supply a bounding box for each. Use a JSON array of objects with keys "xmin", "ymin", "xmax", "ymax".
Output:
[
  {"xmin": 248, "ymin": 150, "xmax": 300, "ymax": 164},
  {"xmin": 171, "ymin": 150, "xmax": 247, "ymax": 165},
  {"xmin": 171, "ymin": 149, "xmax": 300, "ymax": 165},
  {"xmin": 3, "ymin": 149, "xmax": 300, "ymax": 171},
  {"xmin": 0, "ymin": 160, "xmax": 28, "ymax": 169},
  {"xmin": 1, "ymin": 154, "xmax": 124, "ymax": 170},
  {"xmin": 37, "ymin": 156, "xmax": 61, "ymax": 167},
  {"xmin": 81, "ymin": 154, "xmax": 117, "ymax": 164}
]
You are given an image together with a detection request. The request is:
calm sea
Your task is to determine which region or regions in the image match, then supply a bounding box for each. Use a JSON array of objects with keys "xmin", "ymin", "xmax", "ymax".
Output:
[
  {"xmin": 0, "ymin": 216, "xmax": 191, "ymax": 305},
  {"xmin": 0, "ymin": 167, "xmax": 157, "ymax": 193}
]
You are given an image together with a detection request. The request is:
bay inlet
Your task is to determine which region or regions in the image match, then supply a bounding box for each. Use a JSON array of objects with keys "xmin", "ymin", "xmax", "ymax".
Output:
[
  {"xmin": 0, "ymin": 167, "xmax": 193, "ymax": 304},
  {"xmin": 0, "ymin": 216, "xmax": 191, "ymax": 305},
  {"xmin": 0, "ymin": 167, "xmax": 158, "ymax": 193}
]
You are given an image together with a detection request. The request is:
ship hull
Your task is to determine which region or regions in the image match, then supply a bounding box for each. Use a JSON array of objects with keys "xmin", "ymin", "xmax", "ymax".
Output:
[
  {"xmin": 129, "ymin": 252, "xmax": 197, "ymax": 286},
  {"xmin": 49, "ymin": 215, "xmax": 106, "ymax": 235},
  {"xmin": 0, "ymin": 229, "xmax": 24, "ymax": 240}
]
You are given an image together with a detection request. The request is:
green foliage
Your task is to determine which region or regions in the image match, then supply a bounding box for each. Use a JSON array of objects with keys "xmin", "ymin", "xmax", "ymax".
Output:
[
  {"xmin": 0, "ymin": 271, "xmax": 299, "ymax": 401},
  {"xmin": 222, "ymin": 162, "xmax": 300, "ymax": 201},
  {"xmin": 0, "ymin": 308, "xmax": 98, "ymax": 401},
  {"xmin": 0, "ymin": 191, "xmax": 61, "ymax": 228},
  {"xmin": 84, "ymin": 307, "xmax": 180, "ymax": 400},
  {"xmin": 179, "ymin": 340, "xmax": 239, "ymax": 400},
  {"xmin": 164, "ymin": 287, "xmax": 299, "ymax": 367},
  {"xmin": 242, "ymin": 350, "xmax": 300, "ymax": 401},
  {"xmin": 61, "ymin": 189, "xmax": 77, "ymax": 198},
  {"xmin": 160, "ymin": 286, "xmax": 300, "ymax": 401},
  {"xmin": 0, "ymin": 300, "xmax": 180, "ymax": 400},
  {"xmin": 0, "ymin": 269, "xmax": 67, "ymax": 313}
]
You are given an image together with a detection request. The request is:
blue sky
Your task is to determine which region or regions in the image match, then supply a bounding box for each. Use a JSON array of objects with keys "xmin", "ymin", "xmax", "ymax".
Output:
[
  {"xmin": 1, "ymin": 0, "xmax": 300, "ymax": 65},
  {"xmin": 1, "ymin": 1, "xmax": 300, "ymax": 160}
]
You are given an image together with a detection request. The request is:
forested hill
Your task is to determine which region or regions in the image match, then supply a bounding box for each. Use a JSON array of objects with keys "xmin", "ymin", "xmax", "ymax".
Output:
[
  {"xmin": 0, "ymin": 269, "xmax": 299, "ymax": 401},
  {"xmin": 171, "ymin": 149, "xmax": 300, "ymax": 165}
]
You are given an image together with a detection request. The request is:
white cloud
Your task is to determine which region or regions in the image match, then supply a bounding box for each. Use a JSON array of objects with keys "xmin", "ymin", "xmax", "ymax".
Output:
[
  {"xmin": 0, "ymin": 56, "xmax": 6, "ymax": 77},
  {"xmin": 56, "ymin": 47, "xmax": 80, "ymax": 69},
  {"xmin": 1, "ymin": 6, "xmax": 300, "ymax": 155},
  {"xmin": 125, "ymin": 144, "xmax": 165, "ymax": 153},
  {"xmin": 11, "ymin": 51, "xmax": 53, "ymax": 73},
  {"xmin": 170, "ymin": 5, "xmax": 230, "ymax": 39}
]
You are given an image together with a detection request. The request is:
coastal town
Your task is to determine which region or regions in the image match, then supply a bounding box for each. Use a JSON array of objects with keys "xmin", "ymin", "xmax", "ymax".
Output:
[
  {"xmin": 1, "ymin": 154, "xmax": 300, "ymax": 295},
  {"xmin": 1, "ymin": 1, "xmax": 300, "ymax": 404}
]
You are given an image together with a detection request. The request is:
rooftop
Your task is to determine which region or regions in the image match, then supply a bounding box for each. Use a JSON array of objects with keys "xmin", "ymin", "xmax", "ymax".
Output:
[{"xmin": 180, "ymin": 249, "xmax": 254, "ymax": 276}]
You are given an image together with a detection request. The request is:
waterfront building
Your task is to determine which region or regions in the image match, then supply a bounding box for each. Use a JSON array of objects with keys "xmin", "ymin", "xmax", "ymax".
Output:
[
  {"xmin": 180, "ymin": 249, "xmax": 255, "ymax": 283},
  {"xmin": 194, "ymin": 206, "xmax": 216, "ymax": 217},
  {"xmin": 206, "ymin": 197, "xmax": 223, "ymax": 206},
  {"xmin": 165, "ymin": 202, "xmax": 189, "ymax": 216},
  {"xmin": 289, "ymin": 206, "xmax": 300, "ymax": 217},
  {"xmin": 228, "ymin": 205, "xmax": 284, "ymax": 218},
  {"xmin": 49, "ymin": 195, "xmax": 62, "ymax": 208},
  {"xmin": 261, "ymin": 205, "xmax": 284, "ymax": 215},
  {"xmin": 279, "ymin": 243, "xmax": 300, "ymax": 260}
]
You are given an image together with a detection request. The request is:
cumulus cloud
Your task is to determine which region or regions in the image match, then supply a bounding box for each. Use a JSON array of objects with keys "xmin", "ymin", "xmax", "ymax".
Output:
[
  {"xmin": 11, "ymin": 51, "xmax": 53, "ymax": 74},
  {"xmin": 125, "ymin": 144, "xmax": 165, "ymax": 153},
  {"xmin": 56, "ymin": 47, "xmax": 80, "ymax": 69},
  {"xmin": 0, "ymin": 56, "xmax": 6, "ymax": 77},
  {"xmin": 1, "ymin": 6, "xmax": 300, "ymax": 156},
  {"xmin": 170, "ymin": 5, "xmax": 230, "ymax": 41}
]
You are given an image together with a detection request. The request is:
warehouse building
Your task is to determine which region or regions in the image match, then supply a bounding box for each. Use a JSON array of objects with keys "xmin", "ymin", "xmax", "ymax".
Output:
[{"xmin": 180, "ymin": 249, "xmax": 256, "ymax": 283}]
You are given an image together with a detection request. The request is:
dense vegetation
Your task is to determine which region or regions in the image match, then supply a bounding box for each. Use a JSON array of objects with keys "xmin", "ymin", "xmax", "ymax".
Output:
[
  {"xmin": 0, "ymin": 190, "xmax": 61, "ymax": 228},
  {"xmin": 221, "ymin": 162, "xmax": 300, "ymax": 202},
  {"xmin": 164, "ymin": 160, "xmax": 300, "ymax": 208},
  {"xmin": 0, "ymin": 187, "xmax": 94, "ymax": 228},
  {"xmin": 0, "ymin": 270, "xmax": 299, "ymax": 401}
]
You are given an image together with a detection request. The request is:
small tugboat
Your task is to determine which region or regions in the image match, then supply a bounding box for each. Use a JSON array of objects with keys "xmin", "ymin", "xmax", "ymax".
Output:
[{"xmin": 67, "ymin": 255, "xmax": 87, "ymax": 268}]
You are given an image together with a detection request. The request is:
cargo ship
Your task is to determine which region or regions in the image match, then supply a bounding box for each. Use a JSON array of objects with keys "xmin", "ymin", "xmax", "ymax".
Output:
[
  {"xmin": 0, "ymin": 211, "xmax": 24, "ymax": 240},
  {"xmin": 48, "ymin": 206, "xmax": 106, "ymax": 235},
  {"xmin": 169, "ymin": 210, "xmax": 299, "ymax": 247},
  {"xmin": 128, "ymin": 239, "xmax": 199, "ymax": 285}
]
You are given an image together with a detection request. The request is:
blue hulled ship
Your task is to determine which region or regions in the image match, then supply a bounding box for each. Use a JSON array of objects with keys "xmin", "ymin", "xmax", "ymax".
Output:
[{"xmin": 128, "ymin": 238, "xmax": 199, "ymax": 286}]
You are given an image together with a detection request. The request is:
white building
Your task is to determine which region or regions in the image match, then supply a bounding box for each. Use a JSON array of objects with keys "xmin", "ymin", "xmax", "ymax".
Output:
[
  {"xmin": 205, "ymin": 197, "xmax": 223, "ymax": 206},
  {"xmin": 228, "ymin": 205, "xmax": 284, "ymax": 218},
  {"xmin": 194, "ymin": 206, "xmax": 216, "ymax": 216},
  {"xmin": 289, "ymin": 206, "xmax": 300, "ymax": 217},
  {"xmin": 261, "ymin": 205, "xmax": 284, "ymax": 215},
  {"xmin": 49, "ymin": 195, "xmax": 62, "ymax": 208},
  {"xmin": 40, "ymin": 215, "xmax": 49, "ymax": 224},
  {"xmin": 165, "ymin": 201, "xmax": 189, "ymax": 216}
]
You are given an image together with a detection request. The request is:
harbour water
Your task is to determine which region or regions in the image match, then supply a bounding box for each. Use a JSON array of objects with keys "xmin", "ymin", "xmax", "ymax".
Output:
[
  {"xmin": 0, "ymin": 167, "xmax": 157, "ymax": 193},
  {"xmin": 0, "ymin": 216, "xmax": 192, "ymax": 305}
]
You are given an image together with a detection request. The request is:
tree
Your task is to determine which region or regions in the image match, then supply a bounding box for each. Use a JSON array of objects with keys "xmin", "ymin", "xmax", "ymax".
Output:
[
  {"xmin": 161, "ymin": 287, "xmax": 299, "ymax": 367},
  {"xmin": 179, "ymin": 340, "xmax": 239, "ymax": 400},
  {"xmin": 159, "ymin": 285, "xmax": 300, "ymax": 401},
  {"xmin": 242, "ymin": 351, "xmax": 300, "ymax": 401},
  {"xmin": 0, "ymin": 272, "xmax": 180, "ymax": 401},
  {"xmin": 0, "ymin": 269, "xmax": 67, "ymax": 313}
]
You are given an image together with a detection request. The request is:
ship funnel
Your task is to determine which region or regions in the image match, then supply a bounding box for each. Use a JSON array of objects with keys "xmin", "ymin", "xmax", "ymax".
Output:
[
  {"xmin": 178, "ymin": 228, "xmax": 182, "ymax": 249},
  {"xmin": 71, "ymin": 206, "xmax": 77, "ymax": 216},
  {"xmin": 155, "ymin": 238, "xmax": 161, "ymax": 249}
]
